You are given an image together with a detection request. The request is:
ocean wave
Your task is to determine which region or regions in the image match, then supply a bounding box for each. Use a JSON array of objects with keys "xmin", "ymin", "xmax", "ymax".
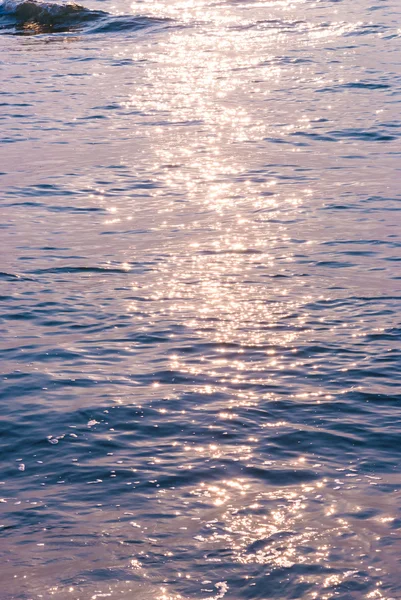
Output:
[
  {"xmin": 0, "ymin": 0, "xmax": 169, "ymax": 34},
  {"xmin": 0, "ymin": 0, "xmax": 105, "ymax": 27}
]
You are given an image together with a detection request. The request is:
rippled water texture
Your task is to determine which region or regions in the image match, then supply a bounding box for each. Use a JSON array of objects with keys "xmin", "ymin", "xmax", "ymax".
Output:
[{"xmin": 1, "ymin": 0, "xmax": 401, "ymax": 598}]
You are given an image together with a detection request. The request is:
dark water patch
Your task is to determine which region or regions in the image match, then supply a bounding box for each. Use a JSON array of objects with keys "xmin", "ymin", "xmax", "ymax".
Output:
[
  {"xmin": 330, "ymin": 128, "xmax": 398, "ymax": 141},
  {"xmin": 5, "ymin": 184, "xmax": 76, "ymax": 197},
  {"xmin": 290, "ymin": 127, "xmax": 398, "ymax": 144},
  {"xmin": 86, "ymin": 15, "xmax": 169, "ymax": 35},
  {"xmin": 344, "ymin": 22, "xmax": 387, "ymax": 36},
  {"xmin": 0, "ymin": 271, "xmax": 27, "ymax": 280},
  {"xmin": 318, "ymin": 80, "xmax": 393, "ymax": 93},
  {"xmin": 46, "ymin": 205, "xmax": 105, "ymax": 213},
  {"xmin": 343, "ymin": 81, "xmax": 391, "ymax": 90},
  {"xmin": 29, "ymin": 264, "xmax": 147, "ymax": 275}
]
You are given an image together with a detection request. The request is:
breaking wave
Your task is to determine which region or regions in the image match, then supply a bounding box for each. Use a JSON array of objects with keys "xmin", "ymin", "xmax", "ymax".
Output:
[{"xmin": 0, "ymin": 0, "xmax": 169, "ymax": 34}]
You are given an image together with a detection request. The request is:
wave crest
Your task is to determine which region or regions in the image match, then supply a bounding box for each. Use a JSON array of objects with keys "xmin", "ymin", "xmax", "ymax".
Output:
[
  {"xmin": 0, "ymin": 0, "xmax": 105, "ymax": 32},
  {"xmin": 2, "ymin": 0, "xmax": 103, "ymax": 19},
  {"xmin": 0, "ymin": 0, "xmax": 168, "ymax": 34}
]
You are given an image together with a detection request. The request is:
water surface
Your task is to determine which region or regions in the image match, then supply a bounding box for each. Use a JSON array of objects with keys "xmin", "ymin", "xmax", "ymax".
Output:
[{"xmin": 1, "ymin": 0, "xmax": 401, "ymax": 598}]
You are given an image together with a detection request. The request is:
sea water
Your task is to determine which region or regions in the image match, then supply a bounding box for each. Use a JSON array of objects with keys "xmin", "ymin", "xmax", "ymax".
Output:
[{"xmin": 1, "ymin": 0, "xmax": 401, "ymax": 598}]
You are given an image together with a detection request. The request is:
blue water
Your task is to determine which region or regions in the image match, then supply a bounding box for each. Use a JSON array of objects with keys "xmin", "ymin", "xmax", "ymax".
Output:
[{"xmin": 1, "ymin": 0, "xmax": 401, "ymax": 598}]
